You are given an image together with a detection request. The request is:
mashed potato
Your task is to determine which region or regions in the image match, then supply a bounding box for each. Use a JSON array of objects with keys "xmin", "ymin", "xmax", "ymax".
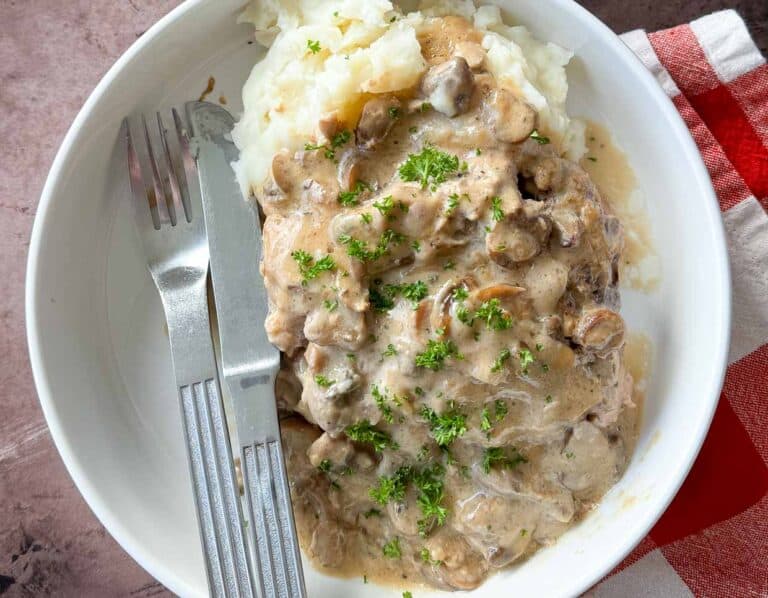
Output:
[{"xmin": 232, "ymin": 0, "xmax": 586, "ymax": 197}]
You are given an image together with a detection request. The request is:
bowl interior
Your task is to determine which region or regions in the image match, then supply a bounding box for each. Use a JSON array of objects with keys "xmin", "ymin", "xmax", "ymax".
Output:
[{"xmin": 27, "ymin": 0, "xmax": 729, "ymax": 596}]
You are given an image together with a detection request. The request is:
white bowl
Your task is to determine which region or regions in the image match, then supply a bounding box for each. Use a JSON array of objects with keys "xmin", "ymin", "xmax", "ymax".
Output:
[{"xmin": 26, "ymin": 0, "xmax": 730, "ymax": 596}]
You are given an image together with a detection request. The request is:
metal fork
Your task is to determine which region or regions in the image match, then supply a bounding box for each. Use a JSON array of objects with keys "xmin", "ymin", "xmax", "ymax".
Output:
[{"xmin": 123, "ymin": 112, "xmax": 255, "ymax": 598}]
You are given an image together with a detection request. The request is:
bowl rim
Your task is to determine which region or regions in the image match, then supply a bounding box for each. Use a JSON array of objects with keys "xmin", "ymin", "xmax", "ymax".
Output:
[{"xmin": 25, "ymin": 0, "xmax": 732, "ymax": 596}]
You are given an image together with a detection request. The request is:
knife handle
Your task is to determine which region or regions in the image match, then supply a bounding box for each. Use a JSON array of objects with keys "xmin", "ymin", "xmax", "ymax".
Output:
[{"xmin": 241, "ymin": 439, "xmax": 307, "ymax": 598}]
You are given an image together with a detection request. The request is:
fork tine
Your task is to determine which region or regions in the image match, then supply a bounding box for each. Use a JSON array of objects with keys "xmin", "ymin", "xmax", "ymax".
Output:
[
  {"xmin": 157, "ymin": 112, "xmax": 189, "ymax": 224},
  {"xmin": 124, "ymin": 119, "xmax": 160, "ymax": 231},
  {"xmin": 142, "ymin": 114, "xmax": 175, "ymax": 227}
]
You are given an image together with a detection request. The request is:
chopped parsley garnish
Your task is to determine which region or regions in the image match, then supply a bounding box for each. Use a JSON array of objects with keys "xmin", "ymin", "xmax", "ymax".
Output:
[
  {"xmin": 382, "ymin": 344, "xmax": 398, "ymax": 357},
  {"xmin": 420, "ymin": 102, "xmax": 432, "ymax": 112},
  {"xmin": 323, "ymin": 299, "xmax": 338, "ymax": 312},
  {"xmin": 415, "ymin": 339, "xmax": 462, "ymax": 371},
  {"xmin": 388, "ymin": 106, "xmax": 401, "ymax": 119},
  {"xmin": 382, "ymin": 537, "xmax": 402, "ymax": 559},
  {"xmin": 535, "ymin": 343, "xmax": 544, "ymax": 352},
  {"xmin": 520, "ymin": 528, "xmax": 528, "ymax": 537},
  {"xmin": 314, "ymin": 374, "xmax": 334, "ymax": 388},
  {"xmin": 332, "ymin": 130, "xmax": 351, "ymax": 147},
  {"xmin": 529, "ymin": 130, "xmax": 551, "ymax": 145},
  {"xmin": 373, "ymin": 195, "xmax": 395, "ymax": 217},
  {"xmin": 345, "ymin": 420, "xmax": 398, "ymax": 452},
  {"xmin": 445, "ymin": 193, "xmax": 461, "ymax": 215},
  {"xmin": 420, "ymin": 404, "xmax": 467, "ymax": 447},
  {"xmin": 369, "ymin": 284, "xmax": 397, "ymax": 312},
  {"xmin": 494, "ymin": 399, "xmax": 508, "ymax": 420},
  {"xmin": 360, "ymin": 212, "xmax": 373, "ymax": 224},
  {"xmin": 401, "ymin": 281, "xmax": 428, "ymax": 303},
  {"xmin": 452, "ymin": 286, "xmax": 469, "ymax": 301},
  {"xmin": 369, "ymin": 463, "xmax": 448, "ymax": 535},
  {"xmin": 456, "ymin": 305, "xmax": 472, "ymax": 325},
  {"xmin": 545, "ymin": 394, "xmax": 553, "ymax": 404},
  {"xmin": 518, "ymin": 348, "xmax": 536, "ymax": 374},
  {"xmin": 481, "ymin": 399, "xmax": 508, "ymax": 435},
  {"xmin": 482, "ymin": 447, "xmax": 527, "ymax": 474},
  {"xmin": 411, "ymin": 239, "xmax": 421, "ymax": 252},
  {"xmin": 403, "ymin": 592, "xmax": 413, "ymax": 598},
  {"xmin": 409, "ymin": 126, "xmax": 418, "ymax": 133},
  {"xmin": 307, "ymin": 39, "xmax": 321, "ymax": 54},
  {"xmin": 317, "ymin": 459, "xmax": 333, "ymax": 473},
  {"xmin": 291, "ymin": 250, "xmax": 336, "ymax": 284},
  {"xmin": 474, "ymin": 299, "xmax": 513, "ymax": 331},
  {"xmin": 565, "ymin": 451, "xmax": 575, "ymax": 460},
  {"xmin": 399, "ymin": 147, "xmax": 459, "ymax": 189},
  {"xmin": 490, "ymin": 196, "xmax": 504, "ymax": 222},
  {"xmin": 370, "ymin": 465, "xmax": 412, "ymax": 505},
  {"xmin": 413, "ymin": 464, "xmax": 448, "ymax": 536},
  {"xmin": 480, "ymin": 408, "xmax": 492, "ymax": 433},
  {"xmin": 338, "ymin": 181, "xmax": 371, "ymax": 206},
  {"xmin": 490, "ymin": 348, "xmax": 512, "ymax": 373},
  {"xmin": 372, "ymin": 385, "xmax": 394, "ymax": 423},
  {"xmin": 338, "ymin": 229, "xmax": 404, "ymax": 262},
  {"xmin": 363, "ymin": 508, "xmax": 382, "ymax": 518},
  {"xmin": 443, "ymin": 260, "xmax": 456, "ymax": 270},
  {"xmin": 304, "ymin": 129, "xmax": 351, "ymax": 160}
]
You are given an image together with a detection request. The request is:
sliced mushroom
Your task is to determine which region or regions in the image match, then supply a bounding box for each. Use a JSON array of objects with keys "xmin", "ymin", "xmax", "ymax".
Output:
[
  {"xmin": 531, "ymin": 156, "xmax": 565, "ymax": 192},
  {"xmin": 318, "ymin": 110, "xmax": 342, "ymax": 141},
  {"xmin": 487, "ymin": 88, "xmax": 537, "ymax": 143},
  {"xmin": 550, "ymin": 207, "xmax": 583, "ymax": 247},
  {"xmin": 487, "ymin": 216, "xmax": 551, "ymax": 267},
  {"xmin": 474, "ymin": 284, "xmax": 526, "ymax": 303},
  {"xmin": 573, "ymin": 308, "xmax": 625, "ymax": 354},
  {"xmin": 422, "ymin": 535, "xmax": 488, "ymax": 591},
  {"xmin": 269, "ymin": 150, "xmax": 301, "ymax": 195},
  {"xmin": 430, "ymin": 276, "xmax": 479, "ymax": 334},
  {"xmin": 337, "ymin": 149, "xmax": 363, "ymax": 192},
  {"xmin": 307, "ymin": 433, "xmax": 356, "ymax": 469},
  {"xmin": 356, "ymin": 96, "xmax": 401, "ymax": 149},
  {"xmin": 420, "ymin": 56, "xmax": 475, "ymax": 117}
]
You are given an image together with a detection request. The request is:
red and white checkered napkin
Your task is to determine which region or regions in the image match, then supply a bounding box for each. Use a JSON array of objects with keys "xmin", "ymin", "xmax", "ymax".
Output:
[{"xmin": 589, "ymin": 10, "xmax": 768, "ymax": 598}]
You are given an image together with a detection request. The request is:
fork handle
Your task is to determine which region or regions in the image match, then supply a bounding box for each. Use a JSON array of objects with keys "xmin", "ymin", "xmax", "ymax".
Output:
[
  {"xmin": 177, "ymin": 377, "xmax": 255, "ymax": 598},
  {"xmin": 241, "ymin": 439, "xmax": 307, "ymax": 598}
]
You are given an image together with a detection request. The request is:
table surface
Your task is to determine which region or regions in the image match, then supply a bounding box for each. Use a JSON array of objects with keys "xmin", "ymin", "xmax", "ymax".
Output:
[{"xmin": 1, "ymin": 1, "xmax": 766, "ymax": 596}]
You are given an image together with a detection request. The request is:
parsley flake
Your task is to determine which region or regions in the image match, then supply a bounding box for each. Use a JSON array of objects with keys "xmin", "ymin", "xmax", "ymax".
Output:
[
  {"xmin": 314, "ymin": 374, "xmax": 334, "ymax": 388},
  {"xmin": 338, "ymin": 180, "xmax": 371, "ymax": 206},
  {"xmin": 382, "ymin": 537, "xmax": 402, "ymax": 559},
  {"xmin": 291, "ymin": 250, "xmax": 336, "ymax": 285},
  {"xmin": 490, "ymin": 348, "xmax": 512, "ymax": 373},
  {"xmin": 415, "ymin": 339, "xmax": 462, "ymax": 371},
  {"xmin": 529, "ymin": 130, "xmax": 551, "ymax": 144},
  {"xmin": 482, "ymin": 447, "xmax": 527, "ymax": 474},
  {"xmin": 420, "ymin": 404, "xmax": 467, "ymax": 447},
  {"xmin": 399, "ymin": 147, "xmax": 459, "ymax": 189},
  {"xmin": 518, "ymin": 348, "xmax": 535, "ymax": 374},
  {"xmin": 474, "ymin": 299, "xmax": 513, "ymax": 331},
  {"xmin": 345, "ymin": 420, "xmax": 398, "ymax": 452},
  {"xmin": 307, "ymin": 39, "xmax": 321, "ymax": 54},
  {"xmin": 490, "ymin": 196, "xmax": 504, "ymax": 222},
  {"xmin": 373, "ymin": 195, "xmax": 395, "ymax": 217}
]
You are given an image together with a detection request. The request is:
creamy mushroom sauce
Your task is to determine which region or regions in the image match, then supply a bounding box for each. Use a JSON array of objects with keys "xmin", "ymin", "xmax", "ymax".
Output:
[{"xmin": 256, "ymin": 17, "xmax": 641, "ymax": 592}]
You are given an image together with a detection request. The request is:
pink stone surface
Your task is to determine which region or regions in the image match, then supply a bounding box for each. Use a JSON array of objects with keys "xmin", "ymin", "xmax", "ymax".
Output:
[{"xmin": 0, "ymin": 1, "xmax": 765, "ymax": 596}]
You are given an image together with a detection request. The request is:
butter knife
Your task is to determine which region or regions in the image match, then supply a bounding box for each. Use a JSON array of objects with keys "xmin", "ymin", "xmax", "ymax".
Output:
[{"xmin": 187, "ymin": 101, "xmax": 307, "ymax": 598}]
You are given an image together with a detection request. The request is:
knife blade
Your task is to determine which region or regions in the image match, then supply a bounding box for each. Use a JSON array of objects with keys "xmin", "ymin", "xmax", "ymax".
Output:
[{"xmin": 185, "ymin": 101, "xmax": 280, "ymax": 443}]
